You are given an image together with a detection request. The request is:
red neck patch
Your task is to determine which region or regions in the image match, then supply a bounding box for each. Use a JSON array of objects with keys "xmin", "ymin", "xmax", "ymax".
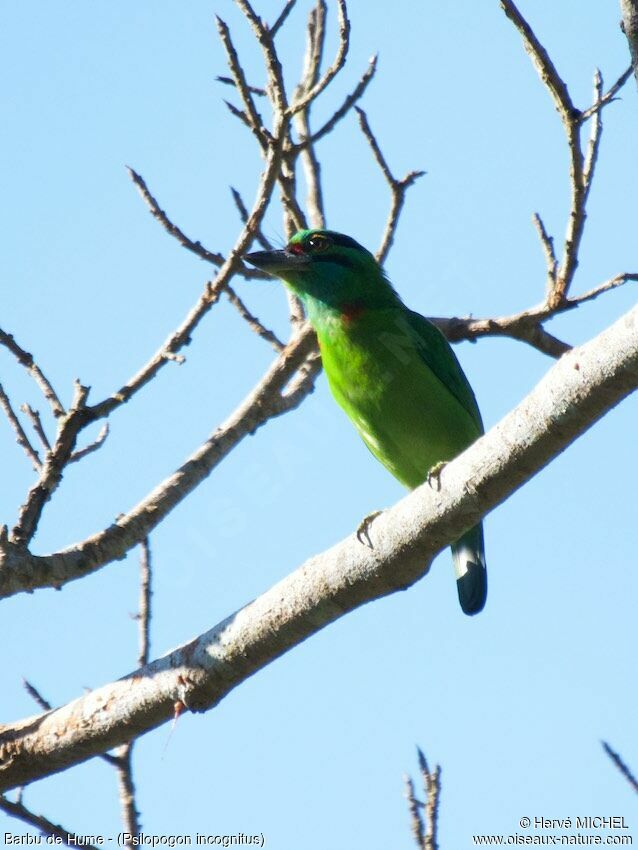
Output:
[{"xmin": 341, "ymin": 301, "xmax": 366, "ymax": 324}]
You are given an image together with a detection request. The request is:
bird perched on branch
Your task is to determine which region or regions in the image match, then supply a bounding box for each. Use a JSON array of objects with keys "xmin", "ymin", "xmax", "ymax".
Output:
[{"xmin": 245, "ymin": 230, "xmax": 487, "ymax": 615}]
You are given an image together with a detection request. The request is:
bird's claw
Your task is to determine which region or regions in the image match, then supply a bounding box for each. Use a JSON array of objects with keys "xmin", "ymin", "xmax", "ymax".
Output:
[
  {"xmin": 356, "ymin": 509, "xmax": 383, "ymax": 549},
  {"xmin": 427, "ymin": 461, "xmax": 447, "ymax": 491}
]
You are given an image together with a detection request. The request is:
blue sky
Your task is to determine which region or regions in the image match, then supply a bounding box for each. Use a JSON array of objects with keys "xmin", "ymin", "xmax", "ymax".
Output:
[{"xmin": 1, "ymin": 1, "xmax": 637, "ymax": 847}]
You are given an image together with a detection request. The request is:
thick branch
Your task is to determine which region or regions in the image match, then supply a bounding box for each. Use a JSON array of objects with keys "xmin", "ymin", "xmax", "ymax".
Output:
[
  {"xmin": 2, "ymin": 304, "xmax": 638, "ymax": 790},
  {"xmin": 620, "ymin": 0, "xmax": 638, "ymax": 86}
]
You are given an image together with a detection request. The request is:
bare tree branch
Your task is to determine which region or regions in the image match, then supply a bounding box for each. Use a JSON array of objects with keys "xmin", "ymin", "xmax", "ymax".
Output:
[
  {"xmin": 22, "ymin": 679, "xmax": 52, "ymax": 712},
  {"xmin": 405, "ymin": 749, "xmax": 441, "ymax": 850},
  {"xmin": 532, "ymin": 212, "xmax": 558, "ymax": 296},
  {"xmin": 501, "ymin": 1, "xmax": 631, "ymax": 311},
  {"xmin": 293, "ymin": 2, "xmax": 329, "ymax": 228},
  {"xmin": 602, "ymin": 741, "xmax": 638, "ymax": 794},
  {"xmin": 128, "ymin": 168, "xmax": 224, "ymax": 266},
  {"xmin": 294, "ymin": 57, "xmax": 378, "ymax": 151},
  {"xmin": 0, "ymin": 329, "xmax": 65, "ymax": 418},
  {"xmin": 0, "ymin": 328, "xmax": 317, "ymax": 600},
  {"xmin": 620, "ymin": 0, "xmax": 638, "ymax": 87},
  {"xmin": 0, "ymin": 385, "xmax": 41, "ymax": 471},
  {"xmin": 418, "ymin": 749, "xmax": 441, "ymax": 850},
  {"xmin": 288, "ymin": 0, "xmax": 350, "ymax": 116},
  {"xmin": 12, "ymin": 381, "xmax": 91, "ymax": 545},
  {"xmin": 216, "ymin": 15, "xmax": 270, "ymax": 148},
  {"xmin": 91, "ymin": 142, "xmax": 287, "ymax": 423},
  {"xmin": 69, "ymin": 423, "xmax": 109, "ymax": 465},
  {"xmin": 579, "ymin": 65, "xmax": 633, "ymax": 120},
  {"xmin": 270, "ymin": 0, "xmax": 298, "ymax": 38},
  {"xmin": 431, "ymin": 271, "xmax": 638, "ymax": 358},
  {"xmin": 0, "ymin": 795, "xmax": 99, "ymax": 849},
  {"xmin": 20, "ymin": 404, "xmax": 51, "ymax": 453},
  {"xmin": 405, "ymin": 775, "xmax": 426, "ymax": 850},
  {"xmin": 230, "ymin": 187, "xmax": 272, "ymax": 251},
  {"xmin": 215, "ymin": 75, "xmax": 266, "ymax": 97},
  {"xmin": 111, "ymin": 541, "xmax": 153, "ymax": 839},
  {"xmin": 500, "ymin": 0, "xmax": 575, "ymax": 124},
  {"xmin": 225, "ymin": 288, "xmax": 285, "ymax": 351},
  {"xmin": 2, "ymin": 303, "xmax": 638, "ymax": 790},
  {"xmin": 355, "ymin": 107, "xmax": 425, "ymax": 265}
]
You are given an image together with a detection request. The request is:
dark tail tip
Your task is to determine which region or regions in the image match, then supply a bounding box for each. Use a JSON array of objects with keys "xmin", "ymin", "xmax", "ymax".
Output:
[{"xmin": 457, "ymin": 560, "xmax": 487, "ymax": 616}]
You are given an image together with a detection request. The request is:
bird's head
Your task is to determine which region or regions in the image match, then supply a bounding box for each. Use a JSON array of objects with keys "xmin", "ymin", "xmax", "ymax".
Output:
[{"xmin": 244, "ymin": 229, "xmax": 398, "ymax": 316}]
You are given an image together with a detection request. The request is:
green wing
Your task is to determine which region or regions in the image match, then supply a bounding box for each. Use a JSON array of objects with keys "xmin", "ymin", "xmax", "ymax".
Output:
[{"xmin": 406, "ymin": 310, "xmax": 483, "ymax": 433}]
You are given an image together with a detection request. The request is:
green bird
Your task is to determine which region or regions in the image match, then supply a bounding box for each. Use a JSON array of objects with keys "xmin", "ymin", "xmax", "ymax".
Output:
[{"xmin": 245, "ymin": 229, "xmax": 487, "ymax": 615}]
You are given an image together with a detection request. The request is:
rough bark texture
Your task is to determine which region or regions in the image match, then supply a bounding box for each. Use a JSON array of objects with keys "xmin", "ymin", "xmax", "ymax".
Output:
[
  {"xmin": 1, "ymin": 304, "xmax": 638, "ymax": 792},
  {"xmin": 621, "ymin": 0, "xmax": 638, "ymax": 85}
]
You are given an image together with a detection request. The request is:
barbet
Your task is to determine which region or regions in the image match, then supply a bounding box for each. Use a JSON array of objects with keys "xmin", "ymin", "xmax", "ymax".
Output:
[{"xmin": 246, "ymin": 230, "xmax": 487, "ymax": 615}]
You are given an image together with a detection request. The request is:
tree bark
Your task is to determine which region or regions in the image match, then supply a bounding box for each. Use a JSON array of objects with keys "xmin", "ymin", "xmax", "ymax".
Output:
[{"xmin": 621, "ymin": 0, "xmax": 638, "ymax": 86}]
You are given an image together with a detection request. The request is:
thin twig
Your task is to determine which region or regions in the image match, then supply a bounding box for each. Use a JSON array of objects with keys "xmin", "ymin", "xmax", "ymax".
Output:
[
  {"xmin": 405, "ymin": 775, "xmax": 426, "ymax": 849},
  {"xmin": 355, "ymin": 107, "xmax": 425, "ymax": 265},
  {"xmin": 216, "ymin": 75, "xmax": 266, "ymax": 97},
  {"xmin": 269, "ymin": 0, "xmax": 298, "ymax": 38},
  {"xmin": 216, "ymin": 16, "xmax": 269, "ymax": 148},
  {"xmin": 137, "ymin": 538, "xmax": 152, "ymax": 668},
  {"xmin": 127, "ymin": 168, "xmax": 222, "ymax": 266},
  {"xmin": 418, "ymin": 749, "xmax": 441, "ymax": 850},
  {"xmin": 295, "ymin": 54, "xmax": 378, "ymax": 150},
  {"xmin": 405, "ymin": 749, "xmax": 441, "ymax": 850},
  {"xmin": 500, "ymin": 0, "xmax": 575, "ymax": 124},
  {"xmin": 602, "ymin": 741, "xmax": 638, "ymax": 794},
  {"xmin": 128, "ymin": 167, "xmax": 267, "ymax": 280},
  {"xmin": 113, "ymin": 744, "xmax": 141, "ymax": 838},
  {"xmin": 12, "ymin": 381, "xmax": 91, "ymax": 546},
  {"xmin": 69, "ymin": 423, "xmax": 109, "ymax": 464},
  {"xmin": 22, "ymin": 679, "xmax": 52, "ymax": 711},
  {"xmin": 0, "ymin": 796, "xmax": 99, "ymax": 849},
  {"xmin": 225, "ymin": 288, "xmax": 285, "ymax": 352},
  {"xmin": 288, "ymin": 0, "xmax": 350, "ymax": 115},
  {"xmin": 293, "ymin": 1, "xmax": 329, "ymax": 228},
  {"xmin": 235, "ymin": 0, "xmax": 289, "ymax": 116},
  {"xmin": 20, "ymin": 404, "xmax": 51, "ymax": 452},
  {"xmin": 579, "ymin": 66, "xmax": 632, "ymax": 121},
  {"xmin": 532, "ymin": 212, "xmax": 557, "ymax": 296},
  {"xmin": 569, "ymin": 273, "xmax": 638, "ymax": 307},
  {"xmin": 113, "ymin": 540, "xmax": 153, "ymax": 837},
  {"xmin": 0, "ymin": 385, "xmax": 41, "ymax": 470},
  {"xmin": 0, "ymin": 329, "xmax": 64, "ymax": 417},
  {"xmin": 231, "ymin": 187, "xmax": 272, "ymax": 250},
  {"xmin": 582, "ymin": 69, "xmax": 604, "ymax": 190}
]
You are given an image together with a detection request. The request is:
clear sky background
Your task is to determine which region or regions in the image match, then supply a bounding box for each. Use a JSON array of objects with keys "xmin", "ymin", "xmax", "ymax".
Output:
[{"xmin": 1, "ymin": 1, "xmax": 637, "ymax": 848}]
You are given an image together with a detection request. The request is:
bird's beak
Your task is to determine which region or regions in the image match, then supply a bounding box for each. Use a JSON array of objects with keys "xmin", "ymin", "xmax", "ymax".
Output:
[{"xmin": 244, "ymin": 248, "xmax": 310, "ymax": 275}]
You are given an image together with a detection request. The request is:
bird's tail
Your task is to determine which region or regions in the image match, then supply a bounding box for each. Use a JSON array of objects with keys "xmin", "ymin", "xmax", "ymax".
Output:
[{"xmin": 451, "ymin": 522, "xmax": 487, "ymax": 616}]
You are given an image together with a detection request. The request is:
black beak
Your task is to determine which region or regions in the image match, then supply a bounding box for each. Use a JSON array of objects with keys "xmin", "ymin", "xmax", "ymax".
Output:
[{"xmin": 244, "ymin": 249, "xmax": 310, "ymax": 275}]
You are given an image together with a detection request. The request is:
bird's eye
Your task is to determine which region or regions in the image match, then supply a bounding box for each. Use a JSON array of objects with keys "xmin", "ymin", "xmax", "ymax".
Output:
[{"xmin": 307, "ymin": 234, "xmax": 330, "ymax": 251}]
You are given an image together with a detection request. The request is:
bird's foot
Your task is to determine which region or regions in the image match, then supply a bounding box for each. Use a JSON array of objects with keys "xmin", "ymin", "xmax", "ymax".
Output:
[
  {"xmin": 427, "ymin": 461, "xmax": 447, "ymax": 491},
  {"xmin": 356, "ymin": 509, "xmax": 383, "ymax": 549}
]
